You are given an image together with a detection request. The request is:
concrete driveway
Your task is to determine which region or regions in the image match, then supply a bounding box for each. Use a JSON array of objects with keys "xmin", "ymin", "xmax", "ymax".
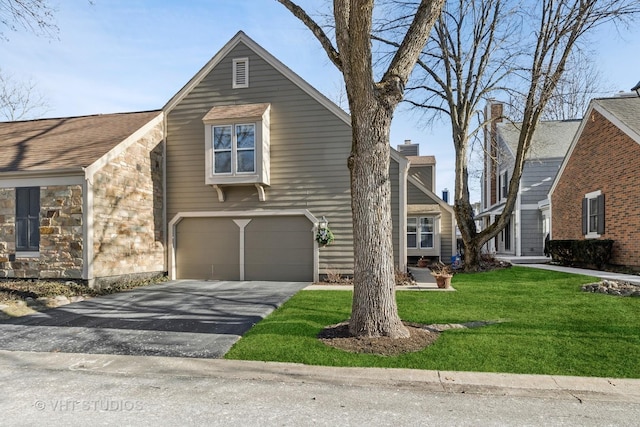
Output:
[{"xmin": 0, "ymin": 280, "xmax": 308, "ymax": 358}]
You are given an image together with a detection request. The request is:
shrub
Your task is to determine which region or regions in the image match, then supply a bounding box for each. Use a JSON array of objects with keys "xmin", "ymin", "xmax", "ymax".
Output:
[{"xmin": 547, "ymin": 239, "xmax": 614, "ymax": 269}]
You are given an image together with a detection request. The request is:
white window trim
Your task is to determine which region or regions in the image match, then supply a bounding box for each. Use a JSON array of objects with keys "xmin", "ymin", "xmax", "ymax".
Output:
[
  {"xmin": 407, "ymin": 216, "xmax": 437, "ymax": 250},
  {"xmin": 15, "ymin": 251, "xmax": 40, "ymax": 258},
  {"xmin": 232, "ymin": 57, "xmax": 249, "ymax": 89},
  {"xmin": 212, "ymin": 123, "xmax": 257, "ymax": 176},
  {"xmin": 203, "ymin": 104, "xmax": 270, "ymax": 189},
  {"xmin": 585, "ymin": 190, "xmax": 602, "ymax": 239}
]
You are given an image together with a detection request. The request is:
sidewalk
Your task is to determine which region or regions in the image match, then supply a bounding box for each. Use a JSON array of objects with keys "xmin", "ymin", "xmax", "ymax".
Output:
[
  {"xmin": 519, "ymin": 263, "xmax": 640, "ymax": 285},
  {"xmin": 2, "ymin": 350, "xmax": 638, "ymax": 403}
]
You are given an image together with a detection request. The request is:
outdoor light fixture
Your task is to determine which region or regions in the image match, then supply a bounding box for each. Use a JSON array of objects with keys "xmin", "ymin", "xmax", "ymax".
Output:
[
  {"xmin": 319, "ymin": 216, "xmax": 328, "ymax": 229},
  {"xmin": 632, "ymin": 81, "xmax": 640, "ymax": 97}
]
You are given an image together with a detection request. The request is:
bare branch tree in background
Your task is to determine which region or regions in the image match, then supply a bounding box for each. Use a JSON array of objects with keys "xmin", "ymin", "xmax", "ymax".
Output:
[
  {"xmin": 0, "ymin": 68, "xmax": 49, "ymax": 120},
  {"xmin": 0, "ymin": 0, "xmax": 58, "ymax": 40},
  {"xmin": 277, "ymin": 0, "xmax": 445, "ymax": 338},
  {"xmin": 382, "ymin": 0, "xmax": 639, "ymax": 271},
  {"xmin": 510, "ymin": 50, "xmax": 614, "ymax": 121}
]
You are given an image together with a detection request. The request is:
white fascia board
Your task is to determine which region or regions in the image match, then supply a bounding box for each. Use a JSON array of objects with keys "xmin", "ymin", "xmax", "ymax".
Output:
[
  {"xmin": 84, "ymin": 112, "xmax": 164, "ymax": 182},
  {"xmin": 163, "ymin": 32, "xmax": 351, "ymax": 127},
  {"xmin": 0, "ymin": 170, "xmax": 84, "ymax": 188},
  {"xmin": 407, "ymin": 175, "xmax": 455, "ymax": 215}
]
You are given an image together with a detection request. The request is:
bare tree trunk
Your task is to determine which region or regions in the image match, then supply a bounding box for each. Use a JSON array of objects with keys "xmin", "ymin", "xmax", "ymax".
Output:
[
  {"xmin": 348, "ymin": 101, "xmax": 407, "ymax": 338},
  {"xmin": 277, "ymin": 0, "xmax": 445, "ymax": 338}
]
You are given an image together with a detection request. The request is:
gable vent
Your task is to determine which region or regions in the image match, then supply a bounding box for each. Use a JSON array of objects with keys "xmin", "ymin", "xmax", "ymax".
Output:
[{"xmin": 233, "ymin": 58, "xmax": 249, "ymax": 88}]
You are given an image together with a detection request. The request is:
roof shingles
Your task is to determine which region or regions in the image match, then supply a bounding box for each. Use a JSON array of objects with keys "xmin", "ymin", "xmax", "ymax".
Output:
[{"xmin": 0, "ymin": 111, "xmax": 160, "ymax": 173}]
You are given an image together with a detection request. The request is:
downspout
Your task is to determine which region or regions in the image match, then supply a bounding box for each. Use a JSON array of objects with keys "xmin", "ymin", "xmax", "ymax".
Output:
[{"xmin": 399, "ymin": 159, "xmax": 409, "ymax": 272}]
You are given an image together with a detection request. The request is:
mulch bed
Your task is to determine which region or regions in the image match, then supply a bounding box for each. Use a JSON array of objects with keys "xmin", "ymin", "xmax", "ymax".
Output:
[{"xmin": 318, "ymin": 321, "xmax": 440, "ymax": 356}]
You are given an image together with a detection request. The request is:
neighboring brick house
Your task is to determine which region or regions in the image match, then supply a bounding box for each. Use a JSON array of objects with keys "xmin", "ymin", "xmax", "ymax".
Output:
[
  {"xmin": 0, "ymin": 111, "xmax": 165, "ymax": 286},
  {"xmin": 549, "ymin": 95, "xmax": 640, "ymax": 269},
  {"xmin": 478, "ymin": 101, "xmax": 580, "ymax": 257}
]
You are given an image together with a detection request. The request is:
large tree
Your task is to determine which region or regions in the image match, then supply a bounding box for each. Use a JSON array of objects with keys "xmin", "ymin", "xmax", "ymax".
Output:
[
  {"xmin": 277, "ymin": 0, "xmax": 445, "ymax": 338},
  {"xmin": 383, "ymin": 0, "xmax": 639, "ymax": 270}
]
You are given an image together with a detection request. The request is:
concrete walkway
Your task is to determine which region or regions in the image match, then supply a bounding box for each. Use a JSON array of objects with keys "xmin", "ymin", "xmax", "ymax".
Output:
[
  {"xmin": 304, "ymin": 266, "xmax": 456, "ymax": 291},
  {"xmin": 519, "ymin": 263, "xmax": 640, "ymax": 285}
]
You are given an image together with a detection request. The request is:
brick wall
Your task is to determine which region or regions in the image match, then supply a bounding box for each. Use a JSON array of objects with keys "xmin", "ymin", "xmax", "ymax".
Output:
[
  {"xmin": 552, "ymin": 109, "xmax": 640, "ymax": 267},
  {"xmin": 91, "ymin": 121, "xmax": 164, "ymax": 283},
  {"xmin": 0, "ymin": 185, "xmax": 84, "ymax": 279}
]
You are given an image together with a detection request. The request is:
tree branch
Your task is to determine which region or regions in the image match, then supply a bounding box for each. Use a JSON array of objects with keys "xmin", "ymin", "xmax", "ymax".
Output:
[{"xmin": 275, "ymin": 0, "xmax": 342, "ymax": 71}]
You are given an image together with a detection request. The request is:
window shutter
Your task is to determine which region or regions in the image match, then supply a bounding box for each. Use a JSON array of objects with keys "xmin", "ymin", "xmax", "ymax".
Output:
[
  {"xmin": 597, "ymin": 194, "xmax": 605, "ymax": 235},
  {"xmin": 582, "ymin": 197, "xmax": 588, "ymax": 235},
  {"xmin": 504, "ymin": 170, "xmax": 508, "ymax": 198},
  {"xmin": 15, "ymin": 187, "xmax": 40, "ymax": 251}
]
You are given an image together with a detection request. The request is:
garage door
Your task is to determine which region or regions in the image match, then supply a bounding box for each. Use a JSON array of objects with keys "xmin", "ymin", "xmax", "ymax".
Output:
[
  {"xmin": 175, "ymin": 215, "xmax": 314, "ymax": 281},
  {"xmin": 176, "ymin": 217, "xmax": 240, "ymax": 280}
]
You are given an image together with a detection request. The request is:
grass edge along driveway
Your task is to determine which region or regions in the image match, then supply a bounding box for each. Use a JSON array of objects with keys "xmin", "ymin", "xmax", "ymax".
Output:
[{"xmin": 225, "ymin": 267, "xmax": 640, "ymax": 379}]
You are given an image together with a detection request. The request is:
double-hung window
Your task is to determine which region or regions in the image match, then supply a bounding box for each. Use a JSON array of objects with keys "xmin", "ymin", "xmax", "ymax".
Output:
[
  {"xmin": 212, "ymin": 124, "xmax": 256, "ymax": 175},
  {"xmin": 407, "ymin": 217, "xmax": 435, "ymax": 249},
  {"xmin": 582, "ymin": 190, "xmax": 605, "ymax": 238},
  {"xmin": 203, "ymin": 103, "xmax": 270, "ymax": 189},
  {"xmin": 16, "ymin": 187, "xmax": 40, "ymax": 253}
]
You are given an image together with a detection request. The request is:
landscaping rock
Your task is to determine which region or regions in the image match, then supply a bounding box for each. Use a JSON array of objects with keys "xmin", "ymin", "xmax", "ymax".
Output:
[
  {"xmin": 54, "ymin": 295, "xmax": 70, "ymax": 305},
  {"xmin": 581, "ymin": 280, "xmax": 640, "ymax": 297}
]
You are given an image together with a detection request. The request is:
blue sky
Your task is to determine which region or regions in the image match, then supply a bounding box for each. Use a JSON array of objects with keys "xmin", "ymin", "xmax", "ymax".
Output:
[{"xmin": 2, "ymin": 0, "xmax": 639, "ymax": 202}]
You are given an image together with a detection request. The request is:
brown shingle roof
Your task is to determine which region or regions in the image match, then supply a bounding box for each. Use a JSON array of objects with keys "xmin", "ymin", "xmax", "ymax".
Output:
[
  {"xmin": 407, "ymin": 155, "xmax": 436, "ymax": 166},
  {"xmin": 0, "ymin": 110, "xmax": 161, "ymax": 173},
  {"xmin": 202, "ymin": 103, "xmax": 270, "ymax": 122}
]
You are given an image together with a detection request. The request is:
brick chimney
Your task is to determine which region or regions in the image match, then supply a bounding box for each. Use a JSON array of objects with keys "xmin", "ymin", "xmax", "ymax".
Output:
[{"xmin": 484, "ymin": 101, "xmax": 503, "ymax": 208}]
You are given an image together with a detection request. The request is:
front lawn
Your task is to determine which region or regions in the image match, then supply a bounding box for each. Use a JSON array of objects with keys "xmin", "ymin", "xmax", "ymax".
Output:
[{"xmin": 225, "ymin": 267, "xmax": 640, "ymax": 378}]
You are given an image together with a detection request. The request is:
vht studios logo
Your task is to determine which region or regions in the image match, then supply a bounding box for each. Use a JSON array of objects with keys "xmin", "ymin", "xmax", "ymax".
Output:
[{"xmin": 34, "ymin": 398, "xmax": 143, "ymax": 412}]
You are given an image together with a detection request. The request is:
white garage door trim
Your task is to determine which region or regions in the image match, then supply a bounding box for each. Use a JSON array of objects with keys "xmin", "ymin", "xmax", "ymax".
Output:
[{"xmin": 168, "ymin": 209, "xmax": 319, "ymax": 281}]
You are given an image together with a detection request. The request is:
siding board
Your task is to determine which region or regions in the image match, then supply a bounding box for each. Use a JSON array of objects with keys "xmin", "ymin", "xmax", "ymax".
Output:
[{"xmin": 167, "ymin": 41, "xmax": 354, "ymax": 273}]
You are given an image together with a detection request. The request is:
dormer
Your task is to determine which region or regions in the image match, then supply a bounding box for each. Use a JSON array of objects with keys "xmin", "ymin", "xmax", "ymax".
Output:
[
  {"xmin": 407, "ymin": 155, "xmax": 436, "ymax": 192},
  {"xmin": 203, "ymin": 103, "xmax": 270, "ymax": 201}
]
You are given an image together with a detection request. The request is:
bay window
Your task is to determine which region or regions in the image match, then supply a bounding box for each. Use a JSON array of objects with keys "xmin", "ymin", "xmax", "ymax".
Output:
[{"xmin": 407, "ymin": 216, "xmax": 435, "ymax": 249}]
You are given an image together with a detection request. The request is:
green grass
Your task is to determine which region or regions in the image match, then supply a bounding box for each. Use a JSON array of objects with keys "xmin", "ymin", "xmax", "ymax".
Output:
[{"xmin": 225, "ymin": 267, "xmax": 640, "ymax": 378}]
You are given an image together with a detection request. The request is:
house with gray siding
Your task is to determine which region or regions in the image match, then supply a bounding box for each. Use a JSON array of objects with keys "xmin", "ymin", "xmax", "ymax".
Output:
[
  {"xmin": 398, "ymin": 142, "xmax": 456, "ymax": 264},
  {"xmin": 0, "ymin": 31, "xmax": 456, "ymax": 284},
  {"xmin": 478, "ymin": 101, "xmax": 580, "ymax": 257}
]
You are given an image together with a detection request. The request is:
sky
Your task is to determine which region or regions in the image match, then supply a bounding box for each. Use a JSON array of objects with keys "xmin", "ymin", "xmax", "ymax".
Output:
[{"xmin": 2, "ymin": 0, "xmax": 640, "ymax": 202}]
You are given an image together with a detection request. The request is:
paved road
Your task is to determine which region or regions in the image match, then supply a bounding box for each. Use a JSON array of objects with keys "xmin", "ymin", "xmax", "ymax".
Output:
[
  {"xmin": 1, "ymin": 351, "xmax": 639, "ymax": 426},
  {"xmin": 0, "ymin": 280, "xmax": 308, "ymax": 358}
]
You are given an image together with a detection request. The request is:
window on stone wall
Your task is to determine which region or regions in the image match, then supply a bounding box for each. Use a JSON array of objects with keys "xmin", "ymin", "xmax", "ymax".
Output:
[{"xmin": 15, "ymin": 187, "xmax": 40, "ymax": 252}]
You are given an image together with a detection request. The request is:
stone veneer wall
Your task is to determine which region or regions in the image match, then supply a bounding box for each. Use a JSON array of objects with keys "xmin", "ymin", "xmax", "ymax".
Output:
[
  {"xmin": 0, "ymin": 185, "xmax": 84, "ymax": 279},
  {"xmin": 91, "ymin": 122, "xmax": 164, "ymax": 283}
]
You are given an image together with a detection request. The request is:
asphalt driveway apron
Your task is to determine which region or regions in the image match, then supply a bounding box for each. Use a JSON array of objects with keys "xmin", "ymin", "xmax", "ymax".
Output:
[{"xmin": 0, "ymin": 280, "xmax": 308, "ymax": 358}]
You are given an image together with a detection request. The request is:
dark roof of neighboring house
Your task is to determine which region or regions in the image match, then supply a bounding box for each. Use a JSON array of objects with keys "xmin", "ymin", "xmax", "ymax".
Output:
[
  {"xmin": 0, "ymin": 110, "xmax": 161, "ymax": 173},
  {"xmin": 594, "ymin": 95, "xmax": 640, "ymax": 138},
  {"xmin": 497, "ymin": 119, "xmax": 581, "ymax": 160}
]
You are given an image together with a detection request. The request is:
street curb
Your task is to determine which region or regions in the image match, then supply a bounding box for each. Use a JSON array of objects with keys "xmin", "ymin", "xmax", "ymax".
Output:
[{"xmin": 2, "ymin": 350, "xmax": 638, "ymax": 403}]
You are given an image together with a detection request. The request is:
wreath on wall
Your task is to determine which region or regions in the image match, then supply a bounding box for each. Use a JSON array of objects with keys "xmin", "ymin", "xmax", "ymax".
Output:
[{"xmin": 316, "ymin": 227, "xmax": 334, "ymax": 246}]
